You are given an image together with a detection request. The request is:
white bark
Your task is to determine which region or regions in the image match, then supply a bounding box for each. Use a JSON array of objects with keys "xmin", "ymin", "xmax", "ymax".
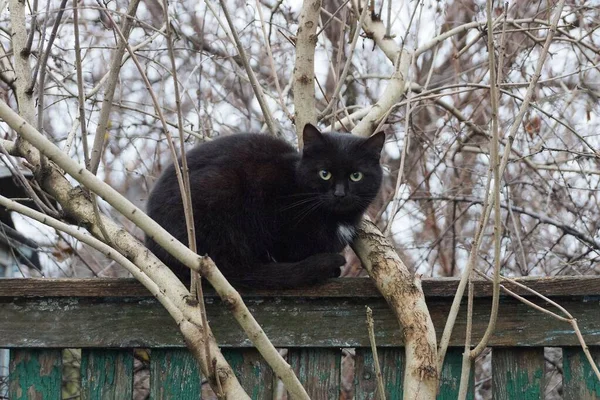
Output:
[
  {"xmin": 352, "ymin": 12, "xmax": 410, "ymax": 137},
  {"xmin": 292, "ymin": 0, "xmax": 322, "ymax": 145},
  {"xmin": 352, "ymin": 220, "xmax": 438, "ymax": 400},
  {"xmin": 0, "ymin": 194, "xmax": 249, "ymax": 397}
]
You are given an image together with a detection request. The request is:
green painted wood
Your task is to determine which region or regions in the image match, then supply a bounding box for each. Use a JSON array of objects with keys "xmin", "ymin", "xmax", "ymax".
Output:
[
  {"xmin": 81, "ymin": 349, "xmax": 133, "ymax": 400},
  {"xmin": 288, "ymin": 348, "xmax": 340, "ymax": 399},
  {"xmin": 223, "ymin": 349, "xmax": 273, "ymax": 399},
  {"xmin": 492, "ymin": 347, "xmax": 544, "ymax": 400},
  {"xmin": 354, "ymin": 347, "xmax": 403, "ymax": 399},
  {"xmin": 354, "ymin": 347, "xmax": 473, "ymax": 399},
  {"xmin": 150, "ymin": 349, "xmax": 201, "ymax": 399},
  {"xmin": 2, "ymin": 295, "xmax": 599, "ymax": 348},
  {"xmin": 438, "ymin": 348, "xmax": 474, "ymax": 400},
  {"xmin": 8, "ymin": 349, "xmax": 61, "ymax": 400},
  {"xmin": 563, "ymin": 346, "xmax": 600, "ymax": 400}
]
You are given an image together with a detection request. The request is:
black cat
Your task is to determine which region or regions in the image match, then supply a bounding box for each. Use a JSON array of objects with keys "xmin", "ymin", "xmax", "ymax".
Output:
[{"xmin": 145, "ymin": 124, "xmax": 384, "ymax": 289}]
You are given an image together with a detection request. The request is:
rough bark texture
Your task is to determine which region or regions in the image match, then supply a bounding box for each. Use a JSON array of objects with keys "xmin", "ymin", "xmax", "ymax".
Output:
[
  {"xmin": 352, "ymin": 220, "xmax": 438, "ymax": 400},
  {"xmin": 292, "ymin": 0, "xmax": 322, "ymax": 145}
]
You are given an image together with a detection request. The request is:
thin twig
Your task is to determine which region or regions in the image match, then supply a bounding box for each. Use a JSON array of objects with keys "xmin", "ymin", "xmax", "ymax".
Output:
[
  {"xmin": 254, "ymin": 0, "xmax": 292, "ymax": 121},
  {"xmin": 469, "ymin": 0, "xmax": 502, "ymax": 359},
  {"xmin": 163, "ymin": 0, "xmax": 212, "ymax": 384},
  {"xmin": 385, "ymin": 0, "xmax": 392, "ymax": 38},
  {"xmin": 473, "ymin": 270, "xmax": 600, "ymax": 382},
  {"xmin": 437, "ymin": 0, "xmax": 567, "ymax": 369},
  {"xmin": 217, "ymin": 0, "xmax": 279, "ymax": 136},
  {"xmin": 23, "ymin": 0, "xmax": 38, "ymax": 56},
  {"xmin": 318, "ymin": 2, "xmax": 368, "ymax": 119},
  {"xmin": 0, "ymin": 143, "xmax": 59, "ymax": 218},
  {"xmin": 89, "ymin": 0, "xmax": 142, "ymax": 174},
  {"xmin": 73, "ymin": 0, "xmax": 90, "ymax": 168},
  {"xmin": 366, "ymin": 307, "xmax": 386, "ymax": 400},
  {"xmin": 35, "ymin": 0, "xmax": 69, "ymax": 131},
  {"xmin": 457, "ymin": 280, "xmax": 474, "ymax": 400},
  {"xmin": 316, "ymin": 0, "xmax": 351, "ymax": 39}
]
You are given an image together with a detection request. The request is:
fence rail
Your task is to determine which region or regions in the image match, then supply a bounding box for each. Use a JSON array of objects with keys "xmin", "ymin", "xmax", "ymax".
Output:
[{"xmin": 1, "ymin": 277, "xmax": 599, "ymax": 399}]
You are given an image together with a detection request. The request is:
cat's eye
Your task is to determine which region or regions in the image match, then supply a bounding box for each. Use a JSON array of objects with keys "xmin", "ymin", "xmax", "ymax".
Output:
[
  {"xmin": 350, "ymin": 172, "xmax": 363, "ymax": 182},
  {"xmin": 319, "ymin": 170, "xmax": 332, "ymax": 180}
]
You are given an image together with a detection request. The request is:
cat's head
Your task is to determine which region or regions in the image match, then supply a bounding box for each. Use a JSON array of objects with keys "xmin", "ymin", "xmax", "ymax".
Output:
[{"xmin": 296, "ymin": 124, "xmax": 385, "ymax": 218}]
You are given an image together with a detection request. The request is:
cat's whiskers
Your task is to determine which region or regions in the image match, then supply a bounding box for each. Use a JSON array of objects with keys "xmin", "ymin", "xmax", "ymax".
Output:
[
  {"xmin": 279, "ymin": 196, "xmax": 321, "ymax": 212},
  {"xmin": 291, "ymin": 197, "xmax": 326, "ymax": 226}
]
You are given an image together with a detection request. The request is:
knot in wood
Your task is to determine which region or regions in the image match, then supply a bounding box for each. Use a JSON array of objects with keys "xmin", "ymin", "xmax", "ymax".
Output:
[
  {"xmin": 184, "ymin": 295, "xmax": 199, "ymax": 307},
  {"xmin": 222, "ymin": 294, "xmax": 238, "ymax": 310},
  {"xmin": 419, "ymin": 364, "xmax": 438, "ymax": 380},
  {"xmin": 299, "ymin": 74, "xmax": 311, "ymax": 84}
]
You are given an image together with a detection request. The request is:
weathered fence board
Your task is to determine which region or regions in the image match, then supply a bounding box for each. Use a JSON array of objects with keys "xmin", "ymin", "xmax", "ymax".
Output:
[
  {"xmin": 1, "ymin": 278, "xmax": 598, "ymax": 348},
  {"xmin": 354, "ymin": 347, "xmax": 404, "ymax": 399},
  {"xmin": 223, "ymin": 349, "xmax": 274, "ymax": 399},
  {"xmin": 353, "ymin": 347, "xmax": 474, "ymax": 400},
  {"xmin": 492, "ymin": 347, "xmax": 545, "ymax": 400},
  {"xmin": 80, "ymin": 349, "xmax": 133, "ymax": 399},
  {"xmin": 2, "ymin": 277, "xmax": 600, "ymax": 399},
  {"xmin": 2, "ymin": 276, "xmax": 599, "ymax": 297},
  {"xmin": 288, "ymin": 348, "xmax": 340, "ymax": 399},
  {"xmin": 563, "ymin": 346, "xmax": 600, "ymax": 400},
  {"xmin": 8, "ymin": 349, "xmax": 61, "ymax": 400},
  {"xmin": 150, "ymin": 348, "xmax": 202, "ymax": 400},
  {"xmin": 438, "ymin": 348, "xmax": 474, "ymax": 400}
]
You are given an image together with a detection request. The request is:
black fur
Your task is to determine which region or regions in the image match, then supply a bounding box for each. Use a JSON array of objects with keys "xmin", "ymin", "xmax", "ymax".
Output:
[{"xmin": 145, "ymin": 124, "xmax": 384, "ymax": 289}]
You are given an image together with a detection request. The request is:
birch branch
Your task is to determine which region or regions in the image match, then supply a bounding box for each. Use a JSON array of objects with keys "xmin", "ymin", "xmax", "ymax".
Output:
[
  {"xmin": 0, "ymin": 101, "xmax": 310, "ymax": 400},
  {"xmin": 293, "ymin": 0, "xmax": 322, "ymax": 145},
  {"xmin": 0, "ymin": 194, "xmax": 249, "ymax": 398},
  {"xmin": 352, "ymin": 219, "xmax": 438, "ymax": 400},
  {"xmin": 352, "ymin": 8, "xmax": 410, "ymax": 137},
  {"xmin": 8, "ymin": 0, "xmax": 36, "ymax": 126}
]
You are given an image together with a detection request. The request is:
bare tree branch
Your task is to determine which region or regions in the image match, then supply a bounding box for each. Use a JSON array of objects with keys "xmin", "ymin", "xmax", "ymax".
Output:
[
  {"xmin": 293, "ymin": 0, "xmax": 322, "ymax": 144},
  {"xmin": 89, "ymin": 0, "xmax": 143, "ymax": 174},
  {"xmin": 217, "ymin": 0, "xmax": 279, "ymax": 136}
]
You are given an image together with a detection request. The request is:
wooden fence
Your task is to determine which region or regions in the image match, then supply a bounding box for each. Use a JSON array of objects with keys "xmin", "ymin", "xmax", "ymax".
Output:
[{"xmin": 0, "ymin": 277, "xmax": 599, "ymax": 399}]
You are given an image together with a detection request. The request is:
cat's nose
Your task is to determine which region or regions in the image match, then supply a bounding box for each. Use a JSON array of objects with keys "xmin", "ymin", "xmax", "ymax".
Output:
[{"xmin": 334, "ymin": 183, "xmax": 346, "ymax": 197}]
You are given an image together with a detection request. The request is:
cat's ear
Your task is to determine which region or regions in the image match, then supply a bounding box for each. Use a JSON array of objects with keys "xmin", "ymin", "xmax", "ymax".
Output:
[
  {"xmin": 362, "ymin": 131, "xmax": 385, "ymax": 157},
  {"xmin": 303, "ymin": 123, "xmax": 324, "ymax": 146}
]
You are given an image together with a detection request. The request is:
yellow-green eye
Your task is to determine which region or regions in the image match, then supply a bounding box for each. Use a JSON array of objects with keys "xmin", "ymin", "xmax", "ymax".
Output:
[
  {"xmin": 319, "ymin": 170, "xmax": 332, "ymax": 180},
  {"xmin": 350, "ymin": 172, "xmax": 363, "ymax": 182}
]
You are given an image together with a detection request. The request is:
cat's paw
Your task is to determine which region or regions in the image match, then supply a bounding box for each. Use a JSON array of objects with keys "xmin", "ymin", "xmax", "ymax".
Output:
[{"xmin": 306, "ymin": 253, "xmax": 346, "ymax": 278}]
